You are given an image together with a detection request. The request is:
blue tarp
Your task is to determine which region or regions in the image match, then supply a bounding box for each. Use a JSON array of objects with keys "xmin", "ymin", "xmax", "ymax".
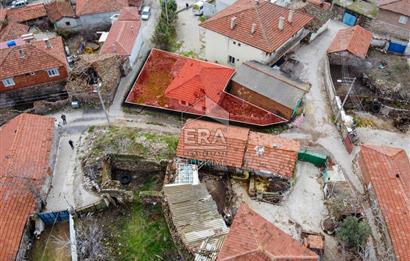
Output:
[{"xmin": 343, "ymin": 12, "xmax": 357, "ymax": 26}]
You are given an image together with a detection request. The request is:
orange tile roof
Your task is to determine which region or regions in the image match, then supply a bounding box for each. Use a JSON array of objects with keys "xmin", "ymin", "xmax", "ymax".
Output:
[
  {"xmin": 45, "ymin": 0, "xmax": 75, "ymax": 23},
  {"xmin": 0, "ymin": 22, "xmax": 29, "ymax": 42},
  {"xmin": 327, "ymin": 25, "xmax": 372, "ymax": 59},
  {"xmin": 200, "ymin": 0, "xmax": 313, "ymax": 53},
  {"xmin": 358, "ymin": 145, "xmax": 410, "ymax": 261},
  {"xmin": 244, "ymin": 132, "xmax": 300, "ymax": 179},
  {"xmin": 0, "ymin": 8, "xmax": 6, "ymax": 23},
  {"xmin": 0, "ymin": 113, "xmax": 55, "ymax": 261},
  {"xmin": 0, "ymin": 36, "xmax": 67, "ymax": 79},
  {"xmin": 6, "ymin": 3, "xmax": 47, "ymax": 23},
  {"xmin": 176, "ymin": 119, "xmax": 250, "ymax": 168},
  {"xmin": 76, "ymin": 0, "xmax": 128, "ymax": 16},
  {"xmin": 218, "ymin": 203, "xmax": 318, "ymax": 260},
  {"xmin": 100, "ymin": 8, "xmax": 141, "ymax": 57},
  {"xmin": 377, "ymin": 0, "xmax": 410, "ymax": 16},
  {"xmin": 165, "ymin": 57, "xmax": 235, "ymax": 105}
]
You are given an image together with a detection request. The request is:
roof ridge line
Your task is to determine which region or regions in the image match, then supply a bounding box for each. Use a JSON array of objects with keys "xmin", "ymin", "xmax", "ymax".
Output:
[
  {"xmin": 31, "ymin": 41, "xmax": 66, "ymax": 67},
  {"xmin": 253, "ymin": 3, "xmax": 270, "ymax": 49}
]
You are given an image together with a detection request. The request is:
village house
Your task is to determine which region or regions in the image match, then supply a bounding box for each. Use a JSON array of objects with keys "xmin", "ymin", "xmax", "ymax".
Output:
[
  {"xmin": 0, "ymin": 36, "xmax": 68, "ymax": 107},
  {"xmin": 176, "ymin": 119, "xmax": 300, "ymax": 185},
  {"xmin": 327, "ymin": 25, "xmax": 373, "ymax": 66},
  {"xmin": 332, "ymin": 0, "xmax": 378, "ymax": 26},
  {"xmin": 4, "ymin": 3, "xmax": 48, "ymax": 27},
  {"xmin": 199, "ymin": 0, "xmax": 313, "ymax": 67},
  {"xmin": 126, "ymin": 49, "xmax": 288, "ymax": 126},
  {"xmin": 371, "ymin": 0, "xmax": 410, "ymax": 54},
  {"xmin": 356, "ymin": 145, "xmax": 410, "ymax": 261},
  {"xmin": 217, "ymin": 203, "xmax": 318, "ymax": 260},
  {"xmin": 100, "ymin": 7, "xmax": 142, "ymax": 66},
  {"xmin": 0, "ymin": 113, "xmax": 57, "ymax": 261},
  {"xmin": 75, "ymin": 0, "xmax": 129, "ymax": 30},
  {"xmin": 228, "ymin": 61, "xmax": 309, "ymax": 120},
  {"xmin": 45, "ymin": 0, "xmax": 77, "ymax": 30}
]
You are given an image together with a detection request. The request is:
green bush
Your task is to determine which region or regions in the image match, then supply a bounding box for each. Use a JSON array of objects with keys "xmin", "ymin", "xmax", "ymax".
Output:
[
  {"xmin": 152, "ymin": 0, "xmax": 178, "ymax": 51},
  {"xmin": 336, "ymin": 216, "xmax": 371, "ymax": 251}
]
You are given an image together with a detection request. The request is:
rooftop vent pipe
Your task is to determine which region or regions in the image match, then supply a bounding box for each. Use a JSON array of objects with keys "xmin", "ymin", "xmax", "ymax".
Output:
[
  {"xmin": 251, "ymin": 23, "xmax": 257, "ymax": 34},
  {"xmin": 230, "ymin": 16, "xmax": 237, "ymax": 30},
  {"xmin": 288, "ymin": 10, "xmax": 294, "ymax": 24},
  {"xmin": 278, "ymin": 16, "xmax": 285, "ymax": 31}
]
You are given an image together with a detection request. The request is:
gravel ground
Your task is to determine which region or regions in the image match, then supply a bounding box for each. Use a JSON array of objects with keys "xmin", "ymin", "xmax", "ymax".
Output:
[{"xmin": 232, "ymin": 162, "xmax": 327, "ymax": 240}]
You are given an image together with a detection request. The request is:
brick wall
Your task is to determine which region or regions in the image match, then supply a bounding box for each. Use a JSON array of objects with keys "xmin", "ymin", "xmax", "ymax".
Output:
[
  {"xmin": 229, "ymin": 81, "xmax": 291, "ymax": 120},
  {"xmin": 377, "ymin": 10, "xmax": 410, "ymax": 31},
  {"xmin": 0, "ymin": 66, "xmax": 68, "ymax": 92}
]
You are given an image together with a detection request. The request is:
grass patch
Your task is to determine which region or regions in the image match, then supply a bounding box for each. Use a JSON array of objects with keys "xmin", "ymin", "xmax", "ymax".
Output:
[
  {"xmin": 88, "ymin": 126, "xmax": 178, "ymax": 161},
  {"xmin": 353, "ymin": 115, "xmax": 375, "ymax": 128}
]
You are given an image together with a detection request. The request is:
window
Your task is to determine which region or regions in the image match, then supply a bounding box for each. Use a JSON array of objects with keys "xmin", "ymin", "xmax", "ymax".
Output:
[
  {"xmin": 47, "ymin": 68, "xmax": 60, "ymax": 77},
  {"xmin": 65, "ymin": 21, "xmax": 71, "ymax": 26},
  {"xmin": 2, "ymin": 78, "xmax": 15, "ymax": 87},
  {"xmin": 180, "ymin": 100, "xmax": 187, "ymax": 106},
  {"xmin": 228, "ymin": 55, "xmax": 236, "ymax": 64},
  {"xmin": 238, "ymin": 43, "xmax": 241, "ymax": 47},
  {"xmin": 399, "ymin": 15, "xmax": 408, "ymax": 24},
  {"xmin": 233, "ymin": 41, "xmax": 236, "ymax": 45}
]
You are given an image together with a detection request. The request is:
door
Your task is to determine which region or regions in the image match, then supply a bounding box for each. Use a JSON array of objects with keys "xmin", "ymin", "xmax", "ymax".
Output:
[{"xmin": 342, "ymin": 12, "xmax": 357, "ymax": 26}]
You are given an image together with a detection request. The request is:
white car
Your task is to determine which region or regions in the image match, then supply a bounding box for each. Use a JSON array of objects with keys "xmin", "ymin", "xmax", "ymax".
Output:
[
  {"xmin": 11, "ymin": 0, "xmax": 28, "ymax": 8},
  {"xmin": 141, "ymin": 6, "xmax": 151, "ymax": 21}
]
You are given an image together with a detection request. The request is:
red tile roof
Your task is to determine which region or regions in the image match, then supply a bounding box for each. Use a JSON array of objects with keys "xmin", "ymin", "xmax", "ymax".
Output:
[
  {"xmin": 0, "ymin": 8, "xmax": 6, "ymax": 23},
  {"xmin": 176, "ymin": 119, "xmax": 250, "ymax": 168},
  {"xmin": 200, "ymin": 0, "xmax": 313, "ymax": 53},
  {"xmin": 0, "ymin": 36, "xmax": 67, "ymax": 79},
  {"xmin": 244, "ymin": 132, "xmax": 300, "ymax": 179},
  {"xmin": 164, "ymin": 57, "xmax": 235, "ymax": 106},
  {"xmin": 218, "ymin": 203, "xmax": 318, "ymax": 260},
  {"xmin": 118, "ymin": 6, "xmax": 140, "ymax": 21},
  {"xmin": 100, "ymin": 8, "xmax": 141, "ymax": 57},
  {"xmin": 327, "ymin": 25, "xmax": 372, "ymax": 59},
  {"xmin": 45, "ymin": 0, "xmax": 75, "ymax": 23},
  {"xmin": 125, "ymin": 49, "xmax": 287, "ymax": 126},
  {"xmin": 76, "ymin": 0, "xmax": 128, "ymax": 16},
  {"xmin": 6, "ymin": 3, "xmax": 47, "ymax": 23},
  {"xmin": 0, "ymin": 113, "xmax": 55, "ymax": 261},
  {"xmin": 0, "ymin": 22, "xmax": 29, "ymax": 42},
  {"xmin": 358, "ymin": 145, "xmax": 410, "ymax": 261},
  {"xmin": 377, "ymin": 0, "xmax": 410, "ymax": 16}
]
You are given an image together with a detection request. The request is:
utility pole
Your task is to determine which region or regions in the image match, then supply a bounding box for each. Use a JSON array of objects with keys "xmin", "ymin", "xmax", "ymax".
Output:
[{"xmin": 96, "ymin": 82, "xmax": 111, "ymax": 126}]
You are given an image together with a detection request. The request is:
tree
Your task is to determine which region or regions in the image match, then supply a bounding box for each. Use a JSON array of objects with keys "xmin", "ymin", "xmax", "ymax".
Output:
[
  {"xmin": 336, "ymin": 216, "xmax": 371, "ymax": 252},
  {"xmin": 152, "ymin": 0, "xmax": 178, "ymax": 51}
]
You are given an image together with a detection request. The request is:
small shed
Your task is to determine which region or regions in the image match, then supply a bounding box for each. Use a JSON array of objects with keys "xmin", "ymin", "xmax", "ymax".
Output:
[{"xmin": 229, "ymin": 61, "xmax": 310, "ymax": 120}]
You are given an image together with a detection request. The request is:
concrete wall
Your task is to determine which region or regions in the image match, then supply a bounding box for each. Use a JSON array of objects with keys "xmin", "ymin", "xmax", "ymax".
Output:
[
  {"xmin": 78, "ymin": 11, "xmax": 118, "ymax": 30},
  {"xmin": 0, "ymin": 66, "xmax": 68, "ymax": 92},
  {"xmin": 55, "ymin": 17, "xmax": 81, "ymax": 30},
  {"xmin": 215, "ymin": 0, "xmax": 235, "ymax": 12},
  {"xmin": 229, "ymin": 81, "xmax": 291, "ymax": 119},
  {"xmin": 204, "ymin": 28, "xmax": 305, "ymax": 67},
  {"xmin": 129, "ymin": 33, "xmax": 144, "ymax": 65}
]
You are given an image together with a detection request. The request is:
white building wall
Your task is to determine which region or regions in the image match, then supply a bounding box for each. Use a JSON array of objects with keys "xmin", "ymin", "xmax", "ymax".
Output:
[
  {"xmin": 204, "ymin": 28, "xmax": 306, "ymax": 67},
  {"xmin": 204, "ymin": 29, "xmax": 266, "ymax": 67}
]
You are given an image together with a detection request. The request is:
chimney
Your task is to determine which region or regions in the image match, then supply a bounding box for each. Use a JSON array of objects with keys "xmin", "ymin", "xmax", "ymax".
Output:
[
  {"xmin": 21, "ymin": 33, "xmax": 34, "ymax": 43},
  {"xmin": 255, "ymin": 146, "xmax": 264, "ymax": 157},
  {"xmin": 230, "ymin": 16, "xmax": 237, "ymax": 30},
  {"xmin": 288, "ymin": 10, "xmax": 294, "ymax": 24},
  {"xmin": 251, "ymin": 23, "xmax": 257, "ymax": 34},
  {"xmin": 255, "ymin": 0, "xmax": 259, "ymax": 5},
  {"xmin": 18, "ymin": 49, "xmax": 25, "ymax": 59},
  {"xmin": 278, "ymin": 16, "xmax": 285, "ymax": 31},
  {"xmin": 45, "ymin": 39, "xmax": 52, "ymax": 49}
]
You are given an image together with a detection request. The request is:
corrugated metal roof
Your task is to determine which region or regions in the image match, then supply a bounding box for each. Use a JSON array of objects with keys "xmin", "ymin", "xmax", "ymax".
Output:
[
  {"xmin": 164, "ymin": 183, "xmax": 229, "ymax": 259},
  {"xmin": 232, "ymin": 61, "xmax": 309, "ymax": 109}
]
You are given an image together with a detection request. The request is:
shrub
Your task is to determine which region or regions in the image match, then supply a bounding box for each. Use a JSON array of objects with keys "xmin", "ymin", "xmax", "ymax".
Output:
[
  {"xmin": 152, "ymin": 0, "xmax": 178, "ymax": 51},
  {"xmin": 336, "ymin": 216, "xmax": 371, "ymax": 251}
]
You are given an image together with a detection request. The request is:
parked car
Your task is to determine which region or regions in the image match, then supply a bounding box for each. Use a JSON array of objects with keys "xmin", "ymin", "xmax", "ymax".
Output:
[
  {"xmin": 11, "ymin": 0, "xmax": 28, "ymax": 8},
  {"xmin": 141, "ymin": 6, "xmax": 151, "ymax": 21},
  {"xmin": 192, "ymin": 1, "xmax": 204, "ymax": 16}
]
